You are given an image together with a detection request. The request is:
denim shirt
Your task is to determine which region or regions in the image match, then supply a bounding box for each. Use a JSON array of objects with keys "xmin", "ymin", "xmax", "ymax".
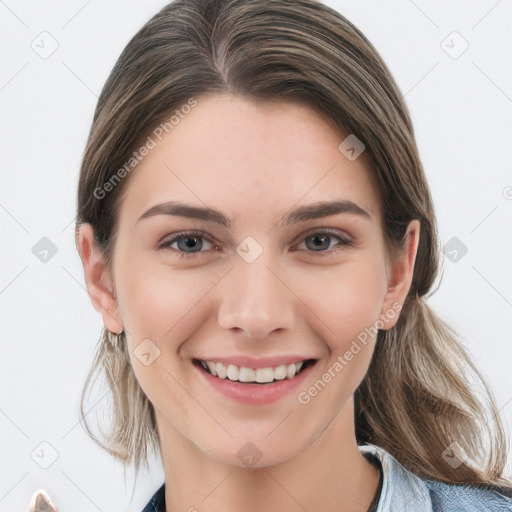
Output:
[{"xmin": 141, "ymin": 443, "xmax": 512, "ymax": 511}]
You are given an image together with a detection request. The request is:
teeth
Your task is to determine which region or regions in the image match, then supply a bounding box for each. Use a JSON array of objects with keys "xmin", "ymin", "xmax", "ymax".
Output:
[
  {"xmin": 255, "ymin": 367, "xmax": 274, "ymax": 383},
  {"xmin": 274, "ymin": 364, "xmax": 287, "ymax": 380},
  {"xmin": 205, "ymin": 361, "xmax": 217, "ymax": 376},
  {"xmin": 239, "ymin": 367, "xmax": 256, "ymax": 382},
  {"xmin": 215, "ymin": 362, "xmax": 227, "ymax": 379},
  {"xmin": 227, "ymin": 364, "xmax": 239, "ymax": 381},
  {"xmin": 200, "ymin": 359, "xmax": 307, "ymax": 383}
]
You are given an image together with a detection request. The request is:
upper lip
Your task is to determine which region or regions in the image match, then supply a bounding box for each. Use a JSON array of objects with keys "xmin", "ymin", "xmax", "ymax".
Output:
[{"xmin": 193, "ymin": 355, "xmax": 318, "ymax": 369}]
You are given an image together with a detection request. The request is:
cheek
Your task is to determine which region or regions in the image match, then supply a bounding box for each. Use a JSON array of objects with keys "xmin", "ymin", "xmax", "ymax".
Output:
[
  {"xmin": 115, "ymin": 255, "xmax": 222, "ymax": 342},
  {"xmin": 293, "ymin": 256, "xmax": 387, "ymax": 351},
  {"xmin": 114, "ymin": 259, "xmax": 216, "ymax": 407}
]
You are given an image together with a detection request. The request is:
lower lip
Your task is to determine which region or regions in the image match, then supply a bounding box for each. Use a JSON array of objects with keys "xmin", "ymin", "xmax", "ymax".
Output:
[{"xmin": 194, "ymin": 361, "xmax": 316, "ymax": 405}]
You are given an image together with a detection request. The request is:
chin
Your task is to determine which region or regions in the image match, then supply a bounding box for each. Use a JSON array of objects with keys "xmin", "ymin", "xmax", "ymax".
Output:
[{"xmin": 196, "ymin": 429, "xmax": 313, "ymax": 470}]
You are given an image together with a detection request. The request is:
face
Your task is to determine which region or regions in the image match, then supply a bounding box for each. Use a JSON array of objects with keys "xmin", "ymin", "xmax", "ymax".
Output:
[{"xmin": 79, "ymin": 93, "xmax": 419, "ymax": 468}]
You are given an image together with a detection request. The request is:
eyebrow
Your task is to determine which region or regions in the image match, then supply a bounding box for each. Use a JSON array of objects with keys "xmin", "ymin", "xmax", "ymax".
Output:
[{"xmin": 137, "ymin": 199, "xmax": 371, "ymax": 228}]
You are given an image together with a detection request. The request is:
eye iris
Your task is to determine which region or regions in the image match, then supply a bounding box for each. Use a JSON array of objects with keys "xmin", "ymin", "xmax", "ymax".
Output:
[
  {"xmin": 177, "ymin": 236, "xmax": 202, "ymax": 252},
  {"xmin": 306, "ymin": 234, "xmax": 331, "ymax": 251}
]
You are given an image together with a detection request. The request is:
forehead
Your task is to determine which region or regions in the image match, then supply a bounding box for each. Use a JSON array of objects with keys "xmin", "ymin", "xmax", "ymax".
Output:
[{"xmin": 117, "ymin": 93, "xmax": 380, "ymax": 229}]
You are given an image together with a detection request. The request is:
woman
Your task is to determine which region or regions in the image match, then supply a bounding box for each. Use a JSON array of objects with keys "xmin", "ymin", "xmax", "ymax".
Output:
[{"xmin": 75, "ymin": 0, "xmax": 512, "ymax": 510}]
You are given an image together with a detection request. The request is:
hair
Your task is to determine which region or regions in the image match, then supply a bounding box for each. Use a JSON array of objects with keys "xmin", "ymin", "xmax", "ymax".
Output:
[{"xmin": 75, "ymin": 0, "xmax": 512, "ymax": 497}]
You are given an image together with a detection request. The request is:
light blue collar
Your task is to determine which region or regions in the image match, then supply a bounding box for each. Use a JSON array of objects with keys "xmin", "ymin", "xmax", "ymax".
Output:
[
  {"xmin": 359, "ymin": 443, "xmax": 432, "ymax": 511},
  {"xmin": 359, "ymin": 443, "xmax": 512, "ymax": 512}
]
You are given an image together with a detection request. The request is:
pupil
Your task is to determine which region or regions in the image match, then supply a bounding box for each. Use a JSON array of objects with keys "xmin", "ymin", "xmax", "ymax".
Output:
[
  {"xmin": 307, "ymin": 234, "xmax": 330, "ymax": 251},
  {"xmin": 178, "ymin": 237, "xmax": 201, "ymax": 251}
]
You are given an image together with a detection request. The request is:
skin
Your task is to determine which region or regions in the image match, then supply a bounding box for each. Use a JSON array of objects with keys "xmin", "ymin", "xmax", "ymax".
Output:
[{"xmin": 77, "ymin": 93, "xmax": 420, "ymax": 512}]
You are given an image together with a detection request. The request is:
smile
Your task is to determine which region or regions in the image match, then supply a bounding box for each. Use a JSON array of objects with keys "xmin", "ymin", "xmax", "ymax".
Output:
[{"xmin": 195, "ymin": 358, "xmax": 316, "ymax": 384}]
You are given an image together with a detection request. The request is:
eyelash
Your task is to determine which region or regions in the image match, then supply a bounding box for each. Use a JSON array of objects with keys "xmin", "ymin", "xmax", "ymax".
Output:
[{"xmin": 159, "ymin": 229, "xmax": 353, "ymax": 259}]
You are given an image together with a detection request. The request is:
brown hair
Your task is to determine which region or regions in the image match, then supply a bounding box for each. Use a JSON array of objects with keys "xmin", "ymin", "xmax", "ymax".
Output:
[{"xmin": 75, "ymin": 0, "xmax": 512, "ymax": 495}]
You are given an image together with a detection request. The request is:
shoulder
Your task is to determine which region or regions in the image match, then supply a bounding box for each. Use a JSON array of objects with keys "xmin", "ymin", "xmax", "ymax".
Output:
[
  {"xmin": 424, "ymin": 479, "xmax": 512, "ymax": 512},
  {"xmin": 359, "ymin": 443, "xmax": 512, "ymax": 512}
]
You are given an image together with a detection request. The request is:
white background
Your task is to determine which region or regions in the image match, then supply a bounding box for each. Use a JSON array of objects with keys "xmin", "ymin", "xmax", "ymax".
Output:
[{"xmin": 1, "ymin": 0, "xmax": 511, "ymax": 510}]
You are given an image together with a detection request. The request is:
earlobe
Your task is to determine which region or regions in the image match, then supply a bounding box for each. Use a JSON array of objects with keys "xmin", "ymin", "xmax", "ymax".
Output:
[
  {"xmin": 379, "ymin": 219, "xmax": 421, "ymax": 330},
  {"xmin": 76, "ymin": 223, "xmax": 124, "ymax": 334}
]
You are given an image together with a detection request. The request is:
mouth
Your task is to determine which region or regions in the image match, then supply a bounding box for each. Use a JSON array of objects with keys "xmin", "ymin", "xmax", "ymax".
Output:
[{"xmin": 193, "ymin": 358, "xmax": 317, "ymax": 385}]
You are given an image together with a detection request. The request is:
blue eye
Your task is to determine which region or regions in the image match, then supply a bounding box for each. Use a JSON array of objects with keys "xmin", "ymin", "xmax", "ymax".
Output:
[
  {"xmin": 295, "ymin": 230, "xmax": 353, "ymax": 253},
  {"xmin": 159, "ymin": 229, "xmax": 352, "ymax": 259},
  {"xmin": 159, "ymin": 231, "xmax": 215, "ymax": 258}
]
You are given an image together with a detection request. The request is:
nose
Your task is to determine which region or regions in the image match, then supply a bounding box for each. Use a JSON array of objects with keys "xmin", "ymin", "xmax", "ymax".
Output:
[{"xmin": 217, "ymin": 253, "xmax": 296, "ymax": 340}]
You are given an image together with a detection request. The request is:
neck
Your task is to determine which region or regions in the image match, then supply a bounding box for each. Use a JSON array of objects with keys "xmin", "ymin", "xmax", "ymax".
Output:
[{"xmin": 158, "ymin": 397, "xmax": 380, "ymax": 512}]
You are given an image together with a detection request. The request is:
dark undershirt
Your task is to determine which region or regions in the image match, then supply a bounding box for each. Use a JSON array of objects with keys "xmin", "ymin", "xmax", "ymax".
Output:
[{"xmin": 363, "ymin": 452, "xmax": 384, "ymax": 512}]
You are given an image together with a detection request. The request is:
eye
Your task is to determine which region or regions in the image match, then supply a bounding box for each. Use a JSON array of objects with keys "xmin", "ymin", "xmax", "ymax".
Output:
[
  {"xmin": 159, "ymin": 231, "xmax": 217, "ymax": 258},
  {"xmin": 295, "ymin": 229, "xmax": 353, "ymax": 254},
  {"xmin": 159, "ymin": 228, "xmax": 353, "ymax": 259}
]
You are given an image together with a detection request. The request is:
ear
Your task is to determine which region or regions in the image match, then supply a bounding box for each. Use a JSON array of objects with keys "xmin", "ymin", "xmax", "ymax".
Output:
[
  {"xmin": 76, "ymin": 223, "xmax": 124, "ymax": 334},
  {"xmin": 379, "ymin": 220, "xmax": 421, "ymax": 330}
]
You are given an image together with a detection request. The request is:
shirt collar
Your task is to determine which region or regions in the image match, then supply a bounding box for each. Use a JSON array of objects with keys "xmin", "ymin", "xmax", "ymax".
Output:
[{"xmin": 359, "ymin": 443, "xmax": 432, "ymax": 511}]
